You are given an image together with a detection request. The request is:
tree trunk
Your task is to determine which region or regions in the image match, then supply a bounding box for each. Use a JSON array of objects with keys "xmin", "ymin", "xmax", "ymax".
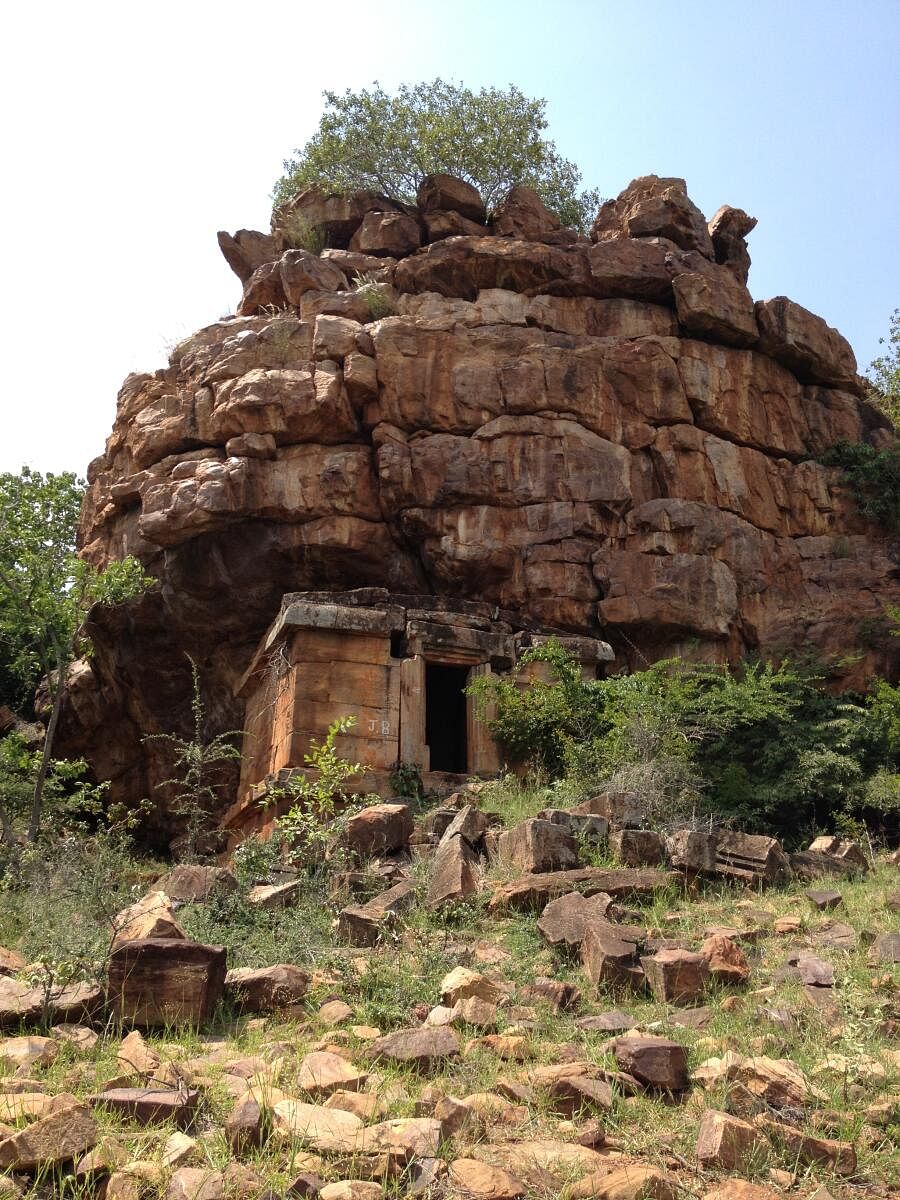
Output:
[{"xmin": 27, "ymin": 655, "xmax": 65, "ymax": 842}]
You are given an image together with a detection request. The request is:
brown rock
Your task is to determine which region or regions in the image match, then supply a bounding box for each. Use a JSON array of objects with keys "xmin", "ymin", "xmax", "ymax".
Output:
[
  {"xmin": 337, "ymin": 881, "xmax": 415, "ymax": 946},
  {"xmin": 700, "ymin": 1184, "xmax": 778, "ymax": 1200},
  {"xmin": 427, "ymin": 834, "xmax": 480, "ymax": 909},
  {"xmin": 714, "ymin": 832, "xmax": 792, "ymax": 886},
  {"xmin": 641, "ymin": 948, "xmax": 708, "ymax": 1005},
  {"xmin": 273, "ymin": 188, "xmax": 401, "ymax": 250},
  {"xmin": 613, "ymin": 1036, "xmax": 689, "ymax": 1091},
  {"xmin": 345, "ymin": 803, "xmax": 413, "ymax": 858},
  {"xmin": 610, "ymin": 830, "xmax": 667, "ymax": 867},
  {"xmin": 350, "ymin": 212, "xmax": 420, "ymax": 258},
  {"xmin": 732, "ymin": 1056, "xmax": 820, "ymax": 1112},
  {"xmin": 225, "ymin": 1093, "xmax": 265, "ymax": 1154},
  {"xmin": 756, "ymin": 1113, "xmax": 857, "ymax": 1175},
  {"xmin": 394, "ymin": 235, "xmax": 578, "ymax": 299},
  {"xmin": 225, "ymin": 964, "xmax": 311, "ymax": 1012},
  {"xmin": 547, "ymin": 1073, "xmax": 614, "ymax": 1115},
  {"xmin": 272, "ymin": 1099, "xmax": 364, "ymax": 1152},
  {"xmin": 116, "ymin": 1030, "xmax": 161, "ymax": 1078},
  {"xmin": 868, "ymin": 931, "xmax": 900, "ymax": 964},
  {"xmin": 423, "ymin": 209, "xmax": 489, "ymax": 241},
  {"xmin": 498, "ymin": 818, "xmax": 578, "ymax": 874},
  {"xmin": 417, "ymin": 175, "xmax": 486, "ymax": 225},
  {"xmin": 92, "ymin": 1087, "xmax": 199, "ymax": 1128},
  {"xmin": 695, "ymin": 1109, "xmax": 759, "ymax": 1169},
  {"xmin": 805, "ymin": 888, "xmax": 843, "ymax": 910},
  {"xmin": 0, "ymin": 1036, "xmax": 58, "ymax": 1072},
  {"xmin": 107, "ymin": 938, "xmax": 226, "ymax": 1027},
  {"xmin": 155, "ymin": 864, "xmax": 238, "ymax": 902},
  {"xmin": 112, "ymin": 890, "xmax": 186, "ymax": 946},
  {"xmin": 756, "ymin": 297, "xmax": 858, "ymax": 389},
  {"xmin": 247, "ymin": 880, "xmax": 305, "ymax": 908},
  {"xmin": 0, "ymin": 948, "xmax": 25, "ymax": 978},
  {"xmin": 519, "ymin": 977, "xmax": 581, "ymax": 1011},
  {"xmin": 581, "ymin": 922, "xmax": 645, "ymax": 992},
  {"xmin": 491, "ymin": 868, "xmax": 673, "ymax": 915},
  {"xmin": 296, "ymin": 1051, "xmax": 367, "ymax": 1098},
  {"xmin": 586, "ymin": 238, "xmax": 673, "ymax": 302},
  {"xmin": 280, "ymin": 250, "xmax": 349, "ymax": 305},
  {"xmin": 562, "ymin": 1164, "xmax": 676, "ymax": 1200},
  {"xmin": 448, "ymin": 1158, "xmax": 525, "ymax": 1200},
  {"xmin": 673, "ymin": 270, "xmax": 758, "ymax": 347},
  {"xmin": 540, "ymin": 888, "xmax": 619, "ymax": 950},
  {"xmin": 707, "ymin": 205, "xmax": 757, "ymax": 283},
  {"xmin": 699, "ymin": 935, "xmax": 750, "ymax": 985},
  {"xmin": 237, "ymin": 260, "xmax": 287, "ymax": 315},
  {"xmin": 594, "ymin": 176, "xmax": 713, "ymax": 256},
  {"xmin": 217, "ymin": 230, "xmax": 277, "ymax": 284},
  {"xmin": 0, "ymin": 1100, "xmax": 97, "ymax": 1171},
  {"xmin": 367, "ymin": 1025, "xmax": 460, "ymax": 1070},
  {"xmin": 492, "ymin": 186, "xmax": 560, "ymax": 241}
]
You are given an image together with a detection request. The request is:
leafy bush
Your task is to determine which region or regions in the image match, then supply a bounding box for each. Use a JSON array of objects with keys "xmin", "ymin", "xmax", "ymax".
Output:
[
  {"xmin": 867, "ymin": 307, "xmax": 900, "ymax": 428},
  {"xmin": 353, "ymin": 271, "xmax": 396, "ymax": 320},
  {"xmin": 470, "ymin": 642, "xmax": 900, "ymax": 843},
  {"xmin": 820, "ymin": 440, "xmax": 900, "ymax": 533},
  {"xmin": 273, "ymin": 79, "xmax": 602, "ymax": 232}
]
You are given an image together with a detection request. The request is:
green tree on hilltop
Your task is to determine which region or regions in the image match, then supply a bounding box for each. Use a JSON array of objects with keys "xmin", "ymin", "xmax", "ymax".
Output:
[
  {"xmin": 273, "ymin": 79, "xmax": 602, "ymax": 232},
  {"xmin": 0, "ymin": 468, "xmax": 151, "ymax": 841}
]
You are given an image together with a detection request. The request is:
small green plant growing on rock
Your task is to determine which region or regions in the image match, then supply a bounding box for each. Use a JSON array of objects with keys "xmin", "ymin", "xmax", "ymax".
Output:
[
  {"xmin": 278, "ymin": 211, "xmax": 327, "ymax": 253},
  {"xmin": 353, "ymin": 271, "xmax": 396, "ymax": 319},
  {"xmin": 144, "ymin": 656, "xmax": 243, "ymax": 861},
  {"xmin": 271, "ymin": 715, "xmax": 372, "ymax": 870},
  {"xmin": 820, "ymin": 440, "xmax": 900, "ymax": 533}
]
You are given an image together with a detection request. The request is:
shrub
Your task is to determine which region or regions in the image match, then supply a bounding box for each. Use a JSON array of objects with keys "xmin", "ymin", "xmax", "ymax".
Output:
[
  {"xmin": 820, "ymin": 440, "xmax": 900, "ymax": 533},
  {"xmin": 470, "ymin": 642, "xmax": 900, "ymax": 843},
  {"xmin": 353, "ymin": 271, "xmax": 396, "ymax": 320}
]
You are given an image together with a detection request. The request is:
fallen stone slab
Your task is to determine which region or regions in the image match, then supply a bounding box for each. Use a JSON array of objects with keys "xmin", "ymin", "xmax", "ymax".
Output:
[
  {"xmin": 449, "ymin": 1157, "xmax": 525, "ymax": 1200},
  {"xmin": 536, "ymin": 891, "xmax": 614, "ymax": 950},
  {"xmin": 756, "ymin": 1113, "xmax": 857, "ymax": 1175},
  {"xmin": 581, "ymin": 922, "xmax": 646, "ymax": 993},
  {"xmin": 296, "ymin": 1051, "xmax": 367, "ymax": 1098},
  {"xmin": 699, "ymin": 934, "xmax": 750, "ymax": 985},
  {"xmin": 807, "ymin": 835, "xmax": 869, "ymax": 871},
  {"xmin": 272, "ymin": 1099, "xmax": 364, "ymax": 1153},
  {"xmin": 0, "ymin": 1100, "xmax": 97, "ymax": 1171},
  {"xmin": 440, "ymin": 966, "xmax": 506, "ymax": 1006},
  {"xmin": 108, "ymin": 938, "xmax": 227, "ymax": 1027},
  {"xmin": 488, "ymin": 868, "xmax": 676, "ymax": 914},
  {"xmin": 816, "ymin": 919, "xmax": 858, "ymax": 949},
  {"xmin": 714, "ymin": 832, "xmax": 792, "ymax": 886},
  {"xmin": 868, "ymin": 931, "xmax": 900, "ymax": 965},
  {"xmin": 497, "ymin": 819, "xmax": 578, "ymax": 874},
  {"xmin": 337, "ymin": 880, "xmax": 415, "ymax": 947},
  {"xmin": 91, "ymin": 1087, "xmax": 200, "ymax": 1128},
  {"xmin": 519, "ymin": 977, "xmax": 581, "ymax": 1012},
  {"xmin": 426, "ymin": 833, "xmax": 480, "ymax": 909},
  {"xmin": 572, "ymin": 791, "xmax": 643, "ymax": 830},
  {"xmin": 641, "ymin": 948, "xmax": 708, "ymax": 1005},
  {"xmin": 154, "ymin": 865, "xmax": 238, "ymax": 902},
  {"xmin": 546, "ymin": 1073, "xmax": 614, "ymax": 1115},
  {"xmin": 345, "ymin": 803, "xmax": 413, "ymax": 859},
  {"xmin": 574, "ymin": 1009, "xmax": 637, "ymax": 1033},
  {"xmin": 356, "ymin": 1116, "xmax": 443, "ymax": 1161},
  {"xmin": 111, "ymin": 890, "xmax": 186, "ymax": 946},
  {"xmin": 247, "ymin": 880, "xmax": 304, "ymax": 908},
  {"xmin": 613, "ymin": 1036, "xmax": 689, "ymax": 1092},
  {"xmin": 0, "ymin": 1036, "xmax": 58, "ymax": 1072},
  {"xmin": 695, "ymin": 1108, "xmax": 760, "ymax": 1170},
  {"xmin": 789, "ymin": 851, "xmax": 857, "ymax": 881},
  {"xmin": 610, "ymin": 829, "xmax": 667, "ymax": 867},
  {"xmin": 367, "ymin": 1026, "xmax": 460, "ymax": 1070},
  {"xmin": 0, "ymin": 978, "xmax": 102, "ymax": 1031},
  {"xmin": 225, "ymin": 964, "xmax": 310, "ymax": 1012},
  {"xmin": 561, "ymin": 1163, "xmax": 677, "ymax": 1200}
]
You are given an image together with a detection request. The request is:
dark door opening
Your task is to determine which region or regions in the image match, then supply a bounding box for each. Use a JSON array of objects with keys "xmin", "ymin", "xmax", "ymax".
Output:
[{"xmin": 425, "ymin": 663, "xmax": 470, "ymax": 773}]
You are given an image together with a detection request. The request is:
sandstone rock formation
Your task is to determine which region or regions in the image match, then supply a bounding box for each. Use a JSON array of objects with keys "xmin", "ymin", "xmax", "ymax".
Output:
[{"xmin": 62, "ymin": 173, "xmax": 898, "ymax": 832}]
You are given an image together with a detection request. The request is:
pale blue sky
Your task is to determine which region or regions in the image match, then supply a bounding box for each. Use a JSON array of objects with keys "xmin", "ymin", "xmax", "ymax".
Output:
[{"xmin": 1, "ymin": 0, "xmax": 897, "ymax": 473}]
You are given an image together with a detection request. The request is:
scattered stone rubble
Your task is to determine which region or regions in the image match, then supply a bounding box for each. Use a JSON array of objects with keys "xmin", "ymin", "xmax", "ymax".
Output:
[{"xmin": 1, "ymin": 788, "xmax": 896, "ymax": 1196}]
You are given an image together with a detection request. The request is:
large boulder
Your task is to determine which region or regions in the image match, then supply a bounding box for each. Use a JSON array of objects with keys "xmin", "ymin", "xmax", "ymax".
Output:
[
  {"xmin": 593, "ymin": 176, "xmax": 714, "ymax": 257},
  {"xmin": 417, "ymin": 174, "xmax": 486, "ymax": 224},
  {"xmin": 756, "ymin": 296, "xmax": 858, "ymax": 389},
  {"xmin": 107, "ymin": 938, "xmax": 227, "ymax": 1027}
]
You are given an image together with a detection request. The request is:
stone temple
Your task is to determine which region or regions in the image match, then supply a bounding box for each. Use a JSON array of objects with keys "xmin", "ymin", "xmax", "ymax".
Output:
[{"xmin": 62, "ymin": 174, "xmax": 899, "ymax": 846}]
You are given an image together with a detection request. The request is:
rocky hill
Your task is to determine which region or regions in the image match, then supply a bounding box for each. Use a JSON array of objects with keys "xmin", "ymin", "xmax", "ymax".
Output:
[{"xmin": 62, "ymin": 174, "xmax": 898, "ymax": 826}]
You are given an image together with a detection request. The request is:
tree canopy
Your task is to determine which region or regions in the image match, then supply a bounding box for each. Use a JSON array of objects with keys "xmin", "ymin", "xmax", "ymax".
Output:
[
  {"xmin": 0, "ymin": 467, "xmax": 151, "ymax": 839},
  {"xmin": 868, "ymin": 307, "xmax": 900, "ymax": 428},
  {"xmin": 273, "ymin": 79, "xmax": 602, "ymax": 233}
]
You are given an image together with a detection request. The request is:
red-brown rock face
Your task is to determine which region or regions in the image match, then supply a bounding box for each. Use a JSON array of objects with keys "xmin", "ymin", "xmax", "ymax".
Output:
[{"xmin": 64, "ymin": 175, "xmax": 899, "ymax": 837}]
